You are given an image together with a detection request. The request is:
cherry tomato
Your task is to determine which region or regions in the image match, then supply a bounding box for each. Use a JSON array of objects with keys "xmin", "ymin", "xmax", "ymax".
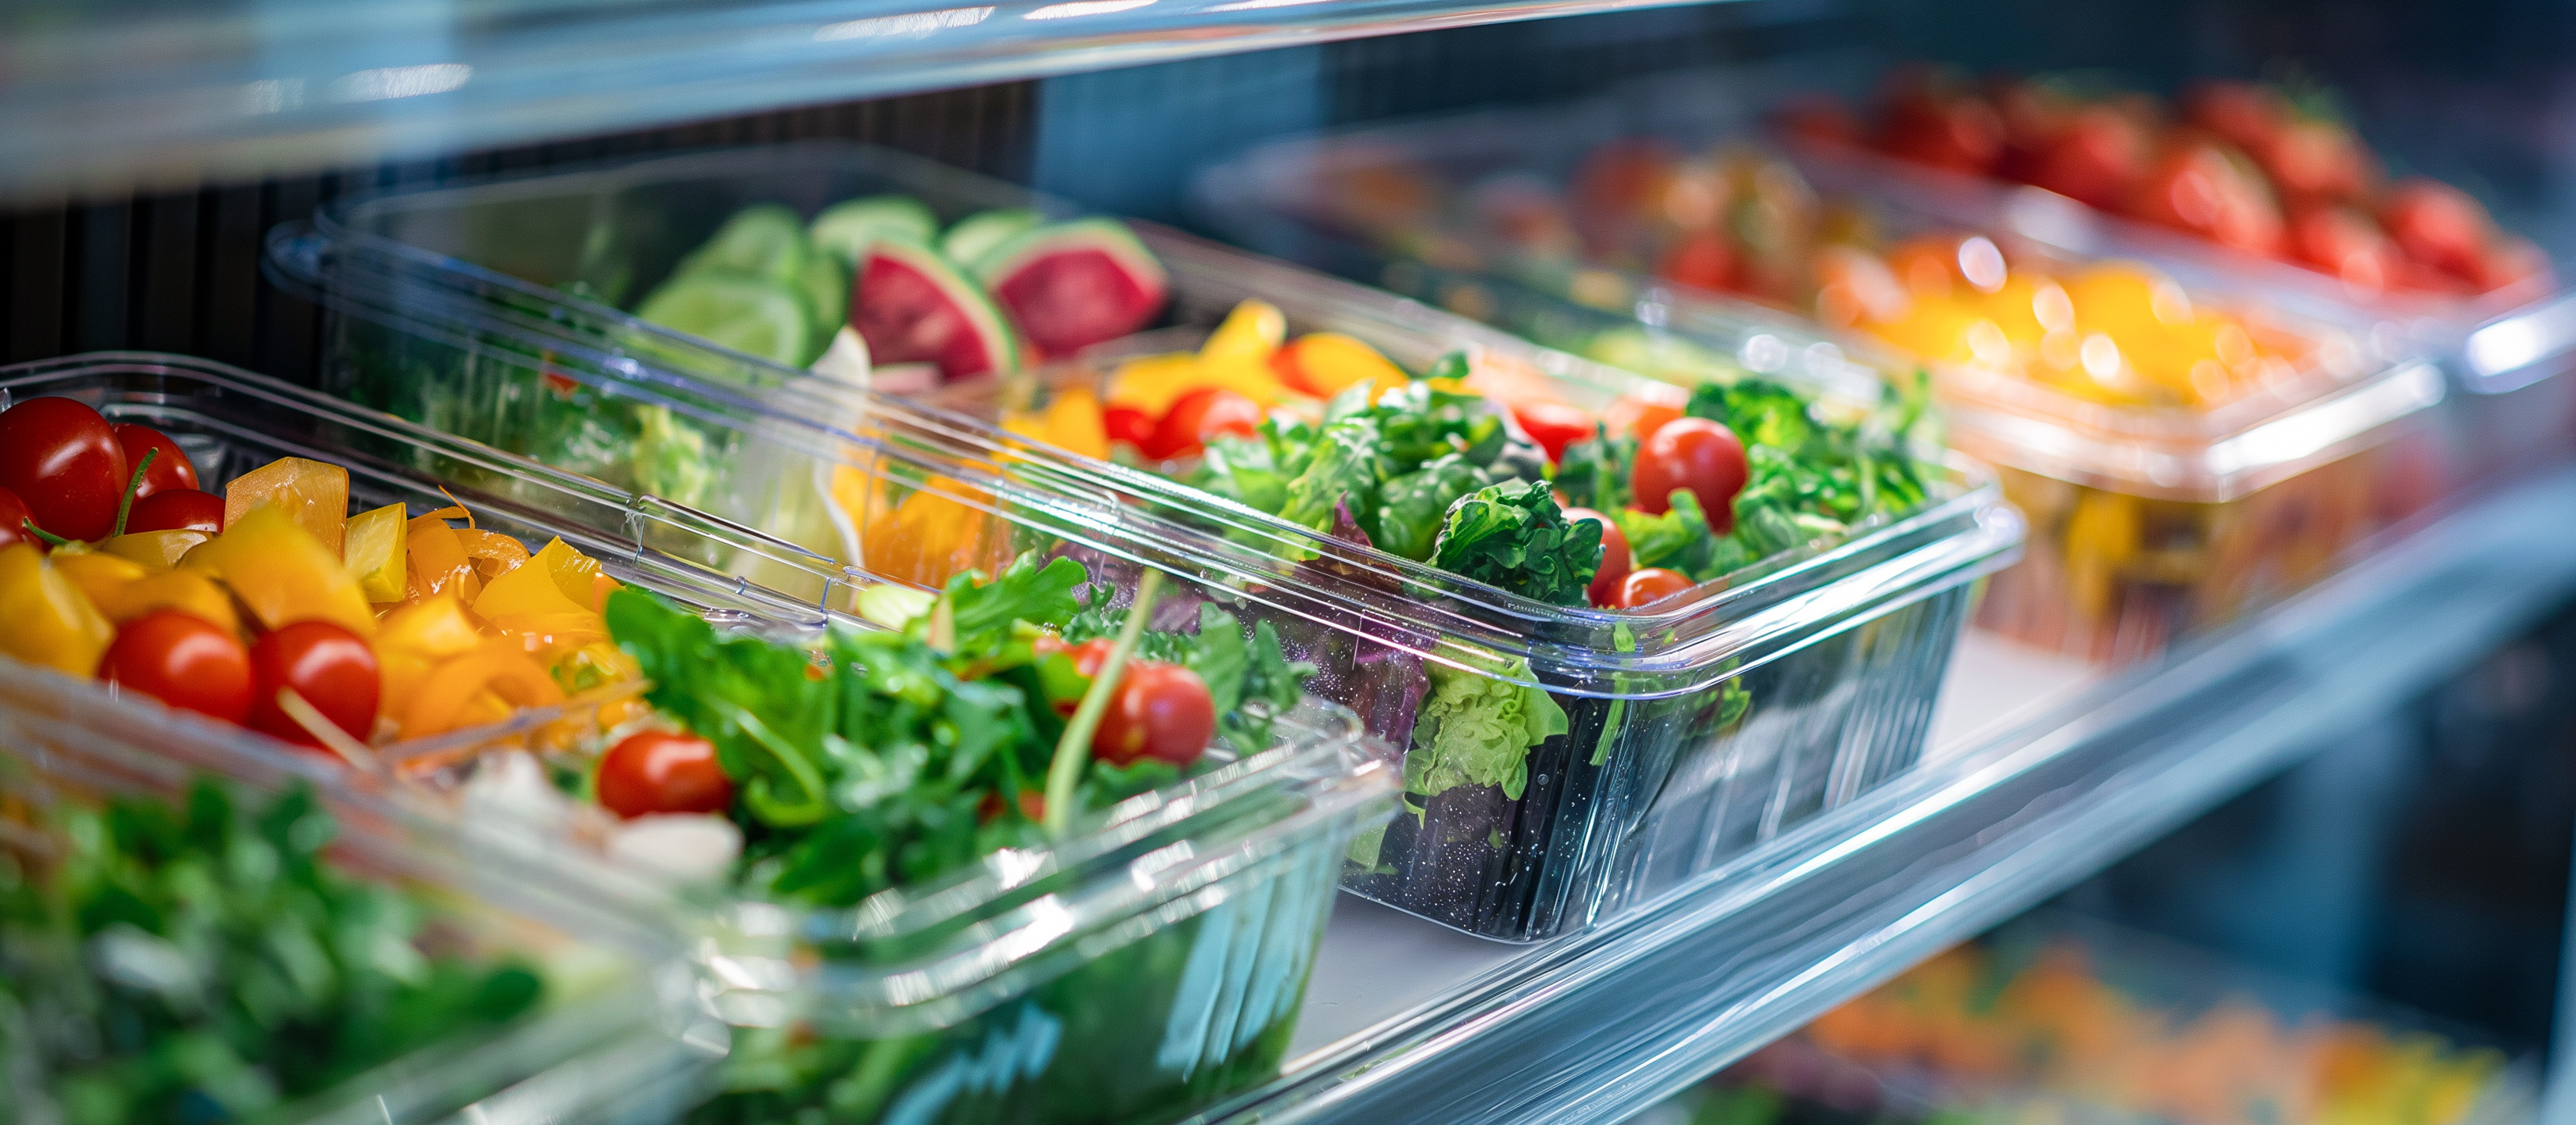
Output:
[
  {"xmin": 0, "ymin": 487, "xmax": 35, "ymax": 554},
  {"xmin": 2126, "ymin": 144, "xmax": 2284, "ymax": 259},
  {"xmin": 1616, "ymin": 398, "xmax": 1684, "ymax": 445},
  {"xmin": 1104, "ymin": 405, "xmax": 1157, "ymax": 450},
  {"xmin": 124, "ymin": 488, "xmax": 225, "ymax": 534},
  {"xmin": 1630, "ymin": 416, "xmax": 1748, "ymax": 527},
  {"xmin": 1512, "ymin": 402, "xmax": 1597, "ymax": 466},
  {"xmin": 2380, "ymin": 179, "xmax": 2493, "ymax": 281},
  {"xmin": 98, "ymin": 610, "xmax": 253, "ymax": 723},
  {"xmin": 2256, "ymin": 118, "xmax": 2370, "ymax": 207},
  {"xmin": 2288, "ymin": 206, "xmax": 2399, "ymax": 294},
  {"xmin": 976, "ymin": 789, "xmax": 1048, "ymax": 824},
  {"xmin": 2180, "ymin": 80, "xmax": 2287, "ymax": 158},
  {"xmin": 596, "ymin": 730, "xmax": 735, "ymax": 818},
  {"xmin": 1093, "ymin": 661, "xmax": 1216, "ymax": 767},
  {"xmin": 1658, "ymin": 230, "xmax": 1740, "ymax": 295},
  {"xmin": 111, "ymin": 423, "xmax": 199, "ymax": 501},
  {"xmin": 1615, "ymin": 567, "xmax": 1696, "ymax": 609},
  {"xmin": 1149, "ymin": 387, "xmax": 1264, "ymax": 461},
  {"xmin": 2022, "ymin": 106, "xmax": 2147, "ymax": 211},
  {"xmin": 1570, "ymin": 139, "xmax": 1682, "ymax": 219},
  {"xmin": 1563, "ymin": 507, "xmax": 1632, "ymax": 608},
  {"xmin": 247, "ymin": 620, "xmax": 381, "ymax": 751},
  {"xmin": 0, "ymin": 396, "xmax": 129, "ymax": 542},
  {"xmin": 1876, "ymin": 77, "xmax": 2004, "ymax": 175},
  {"xmin": 1036, "ymin": 637, "xmax": 1117, "ymax": 716},
  {"xmin": 1775, "ymin": 96, "xmax": 1864, "ymax": 148},
  {"xmin": 2474, "ymin": 235, "xmax": 2550, "ymax": 294}
]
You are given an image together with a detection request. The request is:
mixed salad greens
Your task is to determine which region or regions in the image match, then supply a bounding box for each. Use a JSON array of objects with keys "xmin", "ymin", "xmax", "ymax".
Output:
[{"xmin": 0, "ymin": 780, "xmax": 548, "ymax": 1124}]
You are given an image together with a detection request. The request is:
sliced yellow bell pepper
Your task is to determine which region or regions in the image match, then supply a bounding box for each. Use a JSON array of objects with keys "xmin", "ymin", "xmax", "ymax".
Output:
[
  {"xmin": 453, "ymin": 529, "xmax": 531, "ymax": 583},
  {"xmin": 531, "ymin": 538, "xmax": 603, "ymax": 609},
  {"xmin": 0, "ymin": 542, "xmax": 114, "ymax": 677},
  {"xmin": 474, "ymin": 541, "xmax": 589, "ymax": 620},
  {"xmin": 344, "ymin": 502, "xmax": 410, "ymax": 603},
  {"xmin": 1276, "ymin": 332, "xmax": 1408, "ymax": 398},
  {"xmin": 399, "ymin": 643, "xmax": 567, "ymax": 740},
  {"xmin": 224, "ymin": 457, "xmax": 351, "ymax": 556},
  {"xmin": 103, "ymin": 529, "xmax": 212, "ymax": 570},
  {"xmin": 52, "ymin": 552, "xmax": 150, "ymax": 613},
  {"xmin": 378, "ymin": 592, "xmax": 485, "ymax": 660},
  {"xmin": 1005, "ymin": 387, "xmax": 1111, "ymax": 460},
  {"xmin": 1188, "ymin": 359, "xmax": 1291, "ymax": 409},
  {"xmin": 1199, "ymin": 299, "xmax": 1286, "ymax": 367},
  {"xmin": 1106, "ymin": 352, "xmax": 1208, "ymax": 416},
  {"xmin": 191, "ymin": 504, "xmax": 376, "ymax": 638},
  {"xmin": 406, "ymin": 513, "xmax": 480, "ymax": 603},
  {"xmin": 94, "ymin": 570, "xmax": 239, "ymax": 634}
]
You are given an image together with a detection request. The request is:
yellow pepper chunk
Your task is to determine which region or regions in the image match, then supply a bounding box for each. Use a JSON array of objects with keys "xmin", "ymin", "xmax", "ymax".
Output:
[
  {"xmin": 96, "ymin": 570, "xmax": 239, "ymax": 634},
  {"xmin": 1275, "ymin": 332, "xmax": 1408, "ymax": 398},
  {"xmin": 531, "ymin": 538, "xmax": 604, "ymax": 610},
  {"xmin": 191, "ymin": 504, "xmax": 376, "ymax": 638},
  {"xmin": 377, "ymin": 593, "xmax": 485, "ymax": 720},
  {"xmin": 1005, "ymin": 387, "xmax": 1111, "ymax": 460},
  {"xmin": 0, "ymin": 543, "xmax": 115, "ymax": 677},
  {"xmin": 224, "ymin": 457, "xmax": 351, "ymax": 556},
  {"xmin": 1105, "ymin": 352, "xmax": 1209, "ymax": 416},
  {"xmin": 406, "ymin": 513, "xmax": 479, "ymax": 603},
  {"xmin": 103, "ymin": 530, "xmax": 212, "ymax": 570},
  {"xmin": 344, "ymin": 502, "xmax": 410, "ymax": 603},
  {"xmin": 52, "ymin": 552, "xmax": 150, "ymax": 613},
  {"xmin": 399, "ymin": 642, "xmax": 567, "ymax": 740},
  {"xmin": 474, "ymin": 541, "xmax": 590, "ymax": 620},
  {"xmin": 1199, "ymin": 299, "xmax": 1286, "ymax": 367}
]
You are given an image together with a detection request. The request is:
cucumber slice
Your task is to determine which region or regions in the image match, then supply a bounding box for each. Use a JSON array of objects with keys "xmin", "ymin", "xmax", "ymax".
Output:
[
  {"xmin": 796, "ymin": 252, "xmax": 850, "ymax": 339},
  {"xmin": 810, "ymin": 195, "xmax": 939, "ymax": 265},
  {"xmin": 939, "ymin": 208, "xmax": 1043, "ymax": 267},
  {"xmin": 634, "ymin": 273, "xmax": 814, "ymax": 367},
  {"xmin": 675, "ymin": 203, "xmax": 809, "ymax": 284}
]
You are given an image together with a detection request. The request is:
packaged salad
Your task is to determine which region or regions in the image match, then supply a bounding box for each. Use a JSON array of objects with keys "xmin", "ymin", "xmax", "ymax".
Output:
[
  {"xmin": 281, "ymin": 158, "xmax": 2022, "ymax": 941},
  {"xmin": 0, "ymin": 650, "xmax": 714, "ymax": 1123},
  {"xmin": 1197, "ymin": 105, "xmax": 2449, "ymax": 662}
]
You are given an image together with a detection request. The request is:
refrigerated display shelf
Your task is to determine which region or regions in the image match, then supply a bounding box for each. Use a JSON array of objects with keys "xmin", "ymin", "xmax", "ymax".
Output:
[
  {"xmin": 5, "ymin": 0, "xmax": 1701, "ymax": 199},
  {"xmin": 1193, "ymin": 463, "xmax": 2576, "ymax": 1125}
]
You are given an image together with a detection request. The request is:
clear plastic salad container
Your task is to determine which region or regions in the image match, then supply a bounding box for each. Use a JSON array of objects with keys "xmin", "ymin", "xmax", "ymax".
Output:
[
  {"xmin": 675, "ymin": 701, "xmax": 1393, "ymax": 1124},
  {"xmin": 270, "ymin": 145, "xmax": 2024, "ymax": 942},
  {"xmin": 0, "ymin": 623, "xmax": 719, "ymax": 1123},
  {"xmin": 1196, "ymin": 105, "xmax": 2453, "ymax": 663}
]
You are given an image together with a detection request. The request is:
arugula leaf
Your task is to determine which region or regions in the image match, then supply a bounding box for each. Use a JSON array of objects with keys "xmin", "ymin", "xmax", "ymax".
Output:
[
  {"xmin": 1373, "ymin": 453, "xmax": 1492, "ymax": 562},
  {"xmin": 1426, "ymin": 479, "xmax": 1601, "ymax": 605},
  {"xmin": 1404, "ymin": 659, "xmax": 1569, "ymax": 802},
  {"xmin": 1275, "ymin": 417, "xmax": 1387, "ymax": 534},
  {"xmin": 939, "ymin": 554, "xmax": 1087, "ymax": 652},
  {"xmin": 1552, "ymin": 427, "xmax": 1634, "ymax": 512}
]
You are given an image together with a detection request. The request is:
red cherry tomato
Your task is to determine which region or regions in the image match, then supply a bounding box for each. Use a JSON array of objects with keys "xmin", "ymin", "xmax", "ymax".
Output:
[
  {"xmin": 111, "ymin": 423, "xmax": 199, "ymax": 501},
  {"xmin": 1104, "ymin": 405, "xmax": 1157, "ymax": 450},
  {"xmin": 98, "ymin": 610, "xmax": 253, "ymax": 724},
  {"xmin": 1658, "ymin": 230, "xmax": 1741, "ymax": 294},
  {"xmin": 1562, "ymin": 507, "xmax": 1632, "ymax": 608},
  {"xmin": 2126, "ymin": 144, "xmax": 2284, "ymax": 259},
  {"xmin": 2180, "ymin": 80, "xmax": 2287, "ymax": 158},
  {"xmin": 2474, "ymin": 236, "xmax": 2551, "ymax": 294},
  {"xmin": 2381, "ymin": 178, "xmax": 2494, "ymax": 282},
  {"xmin": 1776, "ymin": 96, "xmax": 1864, "ymax": 148},
  {"xmin": 1512, "ymin": 402, "xmax": 1598, "ymax": 466},
  {"xmin": 2288, "ymin": 206, "xmax": 2400, "ymax": 294},
  {"xmin": 2022, "ymin": 106, "xmax": 2147, "ymax": 211},
  {"xmin": 1150, "ymin": 387, "xmax": 1264, "ymax": 461},
  {"xmin": 1877, "ymin": 88, "xmax": 2005, "ymax": 174},
  {"xmin": 124, "ymin": 488, "xmax": 225, "ymax": 534},
  {"xmin": 1093, "ymin": 661, "xmax": 1217, "ymax": 767},
  {"xmin": 1630, "ymin": 416, "xmax": 1748, "ymax": 528},
  {"xmin": 2257, "ymin": 118, "xmax": 2370, "ymax": 208},
  {"xmin": 1615, "ymin": 567, "xmax": 1697, "ymax": 609},
  {"xmin": 0, "ymin": 396, "xmax": 129, "ymax": 542},
  {"xmin": 596, "ymin": 730, "xmax": 735, "ymax": 818},
  {"xmin": 247, "ymin": 621, "xmax": 381, "ymax": 751},
  {"xmin": 0, "ymin": 487, "xmax": 35, "ymax": 554}
]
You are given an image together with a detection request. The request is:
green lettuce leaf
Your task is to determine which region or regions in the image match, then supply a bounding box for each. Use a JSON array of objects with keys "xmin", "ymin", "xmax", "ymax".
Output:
[
  {"xmin": 1404, "ymin": 659, "xmax": 1569, "ymax": 802},
  {"xmin": 938, "ymin": 554, "xmax": 1086, "ymax": 652},
  {"xmin": 1276, "ymin": 417, "xmax": 1388, "ymax": 533},
  {"xmin": 1427, "ymin": 479, "xmax": 1601, "ymax": 605},
  {"xmin": 1551, "ymin": 427, "xmax": 1634, "ymax": 513},
  {"xmin": 1374, "ymin": 453, "xmax": 1492, "ymax": 561}
]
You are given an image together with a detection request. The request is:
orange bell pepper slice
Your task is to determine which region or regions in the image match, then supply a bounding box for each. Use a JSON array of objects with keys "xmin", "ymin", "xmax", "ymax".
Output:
[
  {"xmin": 399, "ymin": 643, "xmax": 567, "ymax": 741},
  {"xmin": 454, "ymin": 529, "xmax": 531, "ymax": 583},
  {"xmin": 224, "ymin": 457, "xmax": 351, "ymax": 555},
  {"xmin": 406, "ymin": 513, "xmax": 480, "ymax": 603},
  {"xmin": 190, "ymin": 504, "xmax": 375, "ymax": 638}
]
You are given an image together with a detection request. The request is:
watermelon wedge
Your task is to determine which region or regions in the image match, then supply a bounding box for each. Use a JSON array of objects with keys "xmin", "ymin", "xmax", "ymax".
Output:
[
  {"xmin": 940, "ymin": 208, "xmax": 1043, "ymax": 266},
  {"xmin": 970, "ymin": 218, "xmax": 1170, "ymax": 359},
  {"xmin": 810, "ymin": 195, "xmax": 939, "ymax": 266},
  {"xmin": 850, "ymin": 241, "xmax": 1018, "ymax": 384}
]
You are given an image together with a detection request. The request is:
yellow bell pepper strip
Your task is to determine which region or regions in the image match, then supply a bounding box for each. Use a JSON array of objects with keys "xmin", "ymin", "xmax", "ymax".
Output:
[
  {"xmin": 453, "ymin": 529, "xmax": 531, "ymax": 583},
  {"xmin": 473, "ymin": 543, "xmax": 590, "ymax": 620},
  {"xmin": 1004, "ymin": 386, "xmax": 1112, "ymax": 460},
  {"xmin": 589, "ymin": 571, "xmax": 624, "ymax": 614},
  {"xmin": 1198, "ymin": 298, "xmax": 1286, "ymax": 367},
  {"xmin": 94, "ymin": 570, "xmax": 240, "ymax": 634},
  {"xmin": 191, "ymin": 503, "xmax": 377, "ymax": 638},
  {"xmin": 0, "ymin": 542, "xmax": 114, "ymax": 676},
  {"xmin": 1105, "ymin": 352, "xmax": 1214, "ymax": 416},
  {"xmin": 1274, "ymin": 332, "xmax": 1409, "ymax": 399},
  {"xmin": 102, "ymin": 529, "xmax": 212, "ymax": 570},
  {"xmin": 531, "ymin": 538, "xmax": 605, "ymax": 609},
  {"xmin": 224, "ymin": 456, "xmax": 351, "ymax": 555},
  {"xmin": 343, "ymin": 502, "xmax": 410, "ymax": 602},
  {"xmin": 860, "ymin": 480, "xmax": 1012, "ymax": 588},
  {"xmin": 399, "ymin": 642, "xmax": 567, "ymax": 741},
  {"xmin": 50, "ymin": 551, "xmax": 149, "ymax": 613},
  {"xmin": 374, "ymin": 592, "xmax": 485, "ymax": 721},
  {"xmin": 405, "ymin": 512, "xmax": 480, "ymax": 604}
]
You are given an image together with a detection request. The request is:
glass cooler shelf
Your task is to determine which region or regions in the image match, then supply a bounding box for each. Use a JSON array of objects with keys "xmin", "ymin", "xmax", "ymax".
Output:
[
  {"xmin": 2, "ymin": 0, "xmax": 1705, "ymax": 199},
  {"xmin": 1197, "ymin": 463, "xmax": 2576, "ymax": 1125}
]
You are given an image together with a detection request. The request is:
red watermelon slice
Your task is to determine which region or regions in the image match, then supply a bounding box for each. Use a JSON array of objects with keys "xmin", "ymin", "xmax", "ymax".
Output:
[
  {"xmin": 971, "ymin": 218, "xmax": 1170, "ymax": 359},
  {"xmin": 850, "ymin": 241, "xmax": 1019, "ymax": 384}
]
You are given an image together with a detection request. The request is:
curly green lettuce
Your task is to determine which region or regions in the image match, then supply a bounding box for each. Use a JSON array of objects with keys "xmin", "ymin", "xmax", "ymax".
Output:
[
  {"xmin": 1404, "ymin": 659, "xmax": 1570, "ymax": 802},
  {"xmin": 1427, "ymin": 479, "xmax": 1602, "ymax": 605}
]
